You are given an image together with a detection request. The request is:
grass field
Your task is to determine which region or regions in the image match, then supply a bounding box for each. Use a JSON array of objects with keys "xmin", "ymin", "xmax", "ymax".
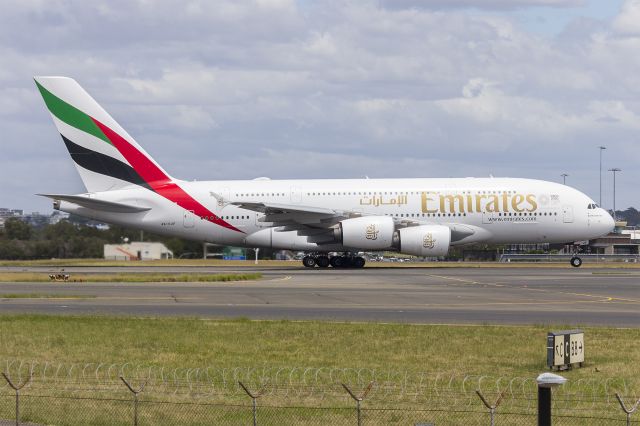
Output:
[
  {"xmin": 0, "ymin": 293, "xmax": 94, "ymax": 299},
  {"xmin": 1, "ymin": 315, "xmax": 638, "ymax": 382},
  {"xmin": 1, "ymin": 316, "xmax": 638, "ymax": 425}
]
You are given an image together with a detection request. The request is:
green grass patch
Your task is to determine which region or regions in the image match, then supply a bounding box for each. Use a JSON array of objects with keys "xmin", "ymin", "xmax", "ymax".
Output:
[
  {"xmin": 0, "ymin": 293, "xmax": 94, "ymax": 299},
  {"xmin": 0, "ymin": 316, "xmax": 637, "ymax": 425},
  {"xmin": 0, "ymin": 272, "xmax": 262, "ymax": 283},
  {"xmin": 0, "ymin": 315, "xmax": 638, "ymax": 383}
]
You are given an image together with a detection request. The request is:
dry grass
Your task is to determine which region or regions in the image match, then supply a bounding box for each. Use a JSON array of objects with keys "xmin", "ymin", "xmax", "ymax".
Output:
[
  {"xmin": 0, "ymin": 272, "xmax": 262, "ymax": 283},
  {"xmin": 0, "ymin": 293, "xmax": 94, "ymax": 299}
]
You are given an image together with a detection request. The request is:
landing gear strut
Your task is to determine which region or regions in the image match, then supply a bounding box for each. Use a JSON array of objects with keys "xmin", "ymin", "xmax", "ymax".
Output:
[
  {"xmin": 301, "ymin": 253, "xmax": 366, "ymax": 268},
  {"xmin": 568, "ymin": 242, "xmax": 585, "ymax": 268}
]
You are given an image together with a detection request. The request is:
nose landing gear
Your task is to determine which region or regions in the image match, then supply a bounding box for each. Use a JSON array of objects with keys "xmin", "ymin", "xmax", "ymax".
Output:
[{"xmin": 570, "ymin": 257, "xmax": 582, "ymax": 267}]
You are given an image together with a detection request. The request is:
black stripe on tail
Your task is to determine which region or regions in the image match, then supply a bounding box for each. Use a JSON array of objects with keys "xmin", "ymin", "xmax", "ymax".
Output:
[{"xmin": 61, "ymin": 135, "xmax": 152, "ymax": 191}]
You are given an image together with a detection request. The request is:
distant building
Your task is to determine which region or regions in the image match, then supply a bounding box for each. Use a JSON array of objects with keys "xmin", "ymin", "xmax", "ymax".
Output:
[
  {"xmin": 0, "ymin": 208, "xmax": 23, "ymax": 218},
  {"xmin": 588, "ymin": 222, "xmax": 640, "ymax": 255},
  {"xmin": 0, "ymin": 208, "xmax": 24, "ymax": 228},
  {"xmin": 104, "ymin": 242, "xmax": 173, "ymax": 261},
  {"xmin": 0, "ymin": 207, "xmax": 70, "ymax": 228},
  {"xmin": 48, "ymin": 211, "xmax": 69, "ymax": 225}
]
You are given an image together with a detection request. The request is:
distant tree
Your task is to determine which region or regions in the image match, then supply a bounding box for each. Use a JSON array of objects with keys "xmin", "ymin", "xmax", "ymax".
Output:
[
  {"xmin": 0, "ymin": 240, "xmax": 27, "ymax": 259},
  {"xmin": 618, "ymin": 207, "xmax": 639, "ymax": 226},
  {"xmin": 44, "ymin": 221, "xmax": 78, "ymax": 240},
  {"xmin": 4, "ymin": 218, "xmax": 32, "ymax": 240}
]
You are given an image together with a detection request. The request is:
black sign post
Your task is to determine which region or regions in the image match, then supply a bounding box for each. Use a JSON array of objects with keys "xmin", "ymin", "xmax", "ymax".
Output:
[{"xmin": 536, "ymin": 373, "xmax": 567, "ymax": 426}]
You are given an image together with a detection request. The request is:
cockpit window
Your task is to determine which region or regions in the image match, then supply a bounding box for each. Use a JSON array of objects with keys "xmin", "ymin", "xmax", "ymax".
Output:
[{"xmin": 587, "ymin": 203, "xmax": 600, "ymax": 209}]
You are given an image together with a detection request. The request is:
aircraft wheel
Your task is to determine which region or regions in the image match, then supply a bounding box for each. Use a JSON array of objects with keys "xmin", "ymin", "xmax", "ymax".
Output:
[
  {"xmin": 302, "ymin": 256, "xmax": 316, "ymax": 268},
  {"xmin": 353, "ymin": 257, "xmax": 366, "ymax": 268},
  {"xmin": 330, "ymin": 256, "xmax": 343, "ymax": 268},
  {"xmin": 316, "ymin": 256, "xmax": 330, "ymax": 268},
  {"xmin": 570, "ymin": 257, "xmax": 582, "ymax": 268}
]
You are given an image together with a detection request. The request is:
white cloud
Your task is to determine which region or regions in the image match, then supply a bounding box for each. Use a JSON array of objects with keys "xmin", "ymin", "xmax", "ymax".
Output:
[
  {"xmin": 613, "ymin": 0, "xmax": 640, "ymax": 35},
  {"xmin": 0, "ymin": 0, "xmax": 637, "ymax": 212},
  {"xmin": 379, "ymin": 0, "xmax": 586, "ymax": 11}
]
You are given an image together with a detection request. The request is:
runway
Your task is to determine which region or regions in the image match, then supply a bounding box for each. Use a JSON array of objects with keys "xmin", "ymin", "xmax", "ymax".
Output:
[{"xmin": 1, "ymin": 266, "xmax": 639, "ymax": 326}]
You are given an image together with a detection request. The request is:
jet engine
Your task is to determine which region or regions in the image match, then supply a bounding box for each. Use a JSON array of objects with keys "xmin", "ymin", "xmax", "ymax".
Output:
[
  {"xmin": 397, "ymin": 225, "xmax": 451, "ymax": 257},
  {"xmin": 337, "ymin": 216, "xmax": 395, "ymax": 249}
]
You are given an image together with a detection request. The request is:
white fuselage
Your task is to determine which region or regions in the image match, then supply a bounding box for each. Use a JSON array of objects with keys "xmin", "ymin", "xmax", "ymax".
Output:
[{"xmin": 58, "ymin": 177, "xmax": 614, "ymax": 252}]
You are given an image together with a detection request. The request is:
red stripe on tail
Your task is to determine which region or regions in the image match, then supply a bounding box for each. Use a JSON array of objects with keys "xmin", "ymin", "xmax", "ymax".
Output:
[{"xmin": 92, "ymin": 118, "xmax": 243, "ymax": 234}]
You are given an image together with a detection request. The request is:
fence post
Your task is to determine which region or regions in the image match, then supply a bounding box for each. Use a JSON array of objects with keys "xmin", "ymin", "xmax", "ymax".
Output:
[
  {"xmin": 2, "ymin": 372, "xmax": 31, "ymax": 426},
  {"xmin": 342, "ymin": 382, "xmax": 374, "ymax": 426},
  {"xmin": 239, "ymin": 381, "xmax": 267, "ymax": 426},
  {"xmin": 120, "ymin": 376, "xmax": 147, "ymax": 426},
  {"xmin": 476, "ymin": 390, "xmax": 505, "ymax": 426},
  {"xmin": 615, "ymin": 393, "xmax": 640, "ymax": 426}
]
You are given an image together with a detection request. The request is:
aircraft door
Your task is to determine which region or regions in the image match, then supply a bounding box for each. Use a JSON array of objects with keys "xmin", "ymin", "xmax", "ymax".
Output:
[
  {"xmin": 290, "ymin": 187, "xmax": 302, "ymax": 204},
  {"xmin": 183, "ymin": 210, "xmax": 195, "ymax": 228},
  {"xmin": 562, "ymin": 205, "xmax": 574, "ymax": 223}
]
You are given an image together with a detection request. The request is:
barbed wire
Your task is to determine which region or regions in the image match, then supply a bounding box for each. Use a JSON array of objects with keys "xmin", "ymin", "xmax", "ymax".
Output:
[{"xmin": 0, "ymin": 359, "xmax": 636, "ymax": 410}]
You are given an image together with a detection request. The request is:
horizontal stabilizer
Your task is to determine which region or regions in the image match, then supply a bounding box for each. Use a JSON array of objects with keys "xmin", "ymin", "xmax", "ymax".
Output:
[{"xmin": 37, "ymin": 194, "xmax": 151, "ymax": 213}]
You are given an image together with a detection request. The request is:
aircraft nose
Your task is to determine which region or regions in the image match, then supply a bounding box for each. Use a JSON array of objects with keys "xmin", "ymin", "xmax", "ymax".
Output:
[{"xmin": 602, "ymin": 209, "xmax": 615, "ymax": 234}]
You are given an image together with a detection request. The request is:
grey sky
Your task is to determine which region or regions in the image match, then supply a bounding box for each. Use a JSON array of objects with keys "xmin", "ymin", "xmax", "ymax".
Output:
[{"xmin": 0, "ymin": 0, "xmax": 637, "ymax": 213}]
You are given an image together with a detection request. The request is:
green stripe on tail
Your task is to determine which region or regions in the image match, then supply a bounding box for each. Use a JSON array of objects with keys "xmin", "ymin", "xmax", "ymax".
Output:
[{"xmin": 35, "ymin": 80, "xmax": 111, "ymax": 145}]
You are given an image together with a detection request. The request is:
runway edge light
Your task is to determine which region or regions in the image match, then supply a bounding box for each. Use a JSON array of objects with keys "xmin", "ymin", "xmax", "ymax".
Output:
[{"xmin": 546, "ymin": 329, "xmax": 585, "ymax": 370}]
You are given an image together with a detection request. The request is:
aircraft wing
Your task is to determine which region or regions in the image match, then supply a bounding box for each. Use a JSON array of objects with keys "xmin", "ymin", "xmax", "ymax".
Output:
[
  {"xmin": 38, "ymin": 194, "xmax": 151, "ymax": 213},
  {"xmin": 229, "ymin": 201, "xmax": 355, "ymax": 229},
  {"xmin": 229, "ymin": 195, "xmax": 478, "ymax": 244},
  {"xmin": 231, "ymin": 201, "xmax": 336, "ymax": 216}
]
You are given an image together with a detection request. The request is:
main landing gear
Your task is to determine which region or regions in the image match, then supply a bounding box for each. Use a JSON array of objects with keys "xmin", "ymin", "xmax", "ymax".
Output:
[
  {"xmin": 570, "ymin": 257, "xmax": 583, "ymax": 268},
  {"xmin": 302, "ymin": 253, "xmax": 366, "ymax": 268}
]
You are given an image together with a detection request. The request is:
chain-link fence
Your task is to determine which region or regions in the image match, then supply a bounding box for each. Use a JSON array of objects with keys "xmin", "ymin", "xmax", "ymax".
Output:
[{"xmin": 0, "ymin": 360, "xmax": 639, "ymax": 425}]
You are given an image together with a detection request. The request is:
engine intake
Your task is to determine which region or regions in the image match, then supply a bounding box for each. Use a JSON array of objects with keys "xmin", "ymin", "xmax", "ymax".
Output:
[{"xmin": 398, "ymin": 225, "xmax": 451, "ymax": 257}]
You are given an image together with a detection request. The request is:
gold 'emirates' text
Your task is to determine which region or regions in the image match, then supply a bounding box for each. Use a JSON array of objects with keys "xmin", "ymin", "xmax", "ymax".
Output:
[{"xmin": 421, "ymin": 192, "xmax": 538, "ymax": 214}]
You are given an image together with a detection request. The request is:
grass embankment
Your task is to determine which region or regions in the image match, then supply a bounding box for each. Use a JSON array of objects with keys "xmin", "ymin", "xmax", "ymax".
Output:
[
  {"xmin": 0, "ymin": 272, "xmax": 262, "ymax": 283},
  {"xmin": 0, "ymin": 315, "xmax": 638, "ymax": 382}
]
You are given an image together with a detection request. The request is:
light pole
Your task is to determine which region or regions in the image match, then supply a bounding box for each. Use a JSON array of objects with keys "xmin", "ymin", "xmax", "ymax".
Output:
[
  {"xmin": 560, "ymin": 173, "xmax": 568, "ymax": 185},
  {"xmin": 537, "ymin": 373, "xmax": 567, "ymax": 426},
  {"xmin": 599, "ymin": 146, "xmax": 606, "ymax": 207},
  {"xmin": 608, "ymin": 168, "xmax": 621, "ymax": 221}
]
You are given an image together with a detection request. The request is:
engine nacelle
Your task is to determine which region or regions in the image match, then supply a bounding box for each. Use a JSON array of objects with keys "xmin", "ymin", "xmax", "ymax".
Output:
[
  {"xmin": 339, "ymin": 216, "xmax": 395, "ymax": 250},
  {"xmin": 398, "ymin": 225, "xmax": 451, "ymax": 257}
]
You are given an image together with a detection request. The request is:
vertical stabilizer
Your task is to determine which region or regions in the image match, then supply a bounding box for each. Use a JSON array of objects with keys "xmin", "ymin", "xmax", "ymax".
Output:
[{"xmin": 34, "ymin": 76, "xmax": 172, "ymax": 192}]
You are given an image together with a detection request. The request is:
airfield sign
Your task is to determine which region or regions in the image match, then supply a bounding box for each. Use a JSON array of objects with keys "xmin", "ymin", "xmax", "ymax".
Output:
[{"xmin": 547, "ymin": 330, "xmax": 584, "ymax": 370}]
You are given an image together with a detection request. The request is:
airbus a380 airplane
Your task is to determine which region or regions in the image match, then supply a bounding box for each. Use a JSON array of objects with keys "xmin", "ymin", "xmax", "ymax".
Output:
[{"xmin": 34, "ymin": 77, "xmax": 614, "ymax": 268}]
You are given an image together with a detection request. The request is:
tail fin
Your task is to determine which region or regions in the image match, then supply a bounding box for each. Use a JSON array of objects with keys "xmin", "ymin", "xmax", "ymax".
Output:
[{"xmin": 34, "ymin": 76, "xmax": 172, "ymax": 193}]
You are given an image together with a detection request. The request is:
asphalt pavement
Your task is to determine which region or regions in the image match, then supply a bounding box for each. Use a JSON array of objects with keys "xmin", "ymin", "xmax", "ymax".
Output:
[{"xmin": 0, "ymin": 266, "xmax": 638, "ymax": 326}]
